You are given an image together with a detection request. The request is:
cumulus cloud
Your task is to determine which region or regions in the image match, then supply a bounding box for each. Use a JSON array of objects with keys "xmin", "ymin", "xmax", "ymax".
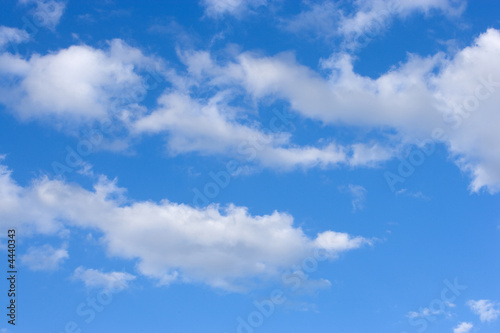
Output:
[
  {"xmin": 0, "ymin": 161, "xmax": 370, "ymax": 291},
  {"xmin": 20, "ymin": 244, "xmax": 68, "ymax": 271},
  {"xmin": 131, "ymin": 50, "xmax": 397, "ymax": 171},
  {"xmin": 467, "ymin": 299, "xmax": 500, "ymax": 322},
  {"xmin": 0, "ymin": 39, "xmax": 163, "ymax": 124},
  {"xmin": 0, "ymin": 38, "xmax": 393, "ymax": 171},
  {"xmin": 453, "ymin": 322, "xmax": 473, "ymax": 333},
  {"xmin": 2, "ymin": 24, "xmax": 499, "ymax": 193},
  {"xmin": 132, "ymin": 92, "xmax": 357, "ymax": 170},
  {"xmin": 73, "ymin": 267, "xmax": 136, "ymax": 291},
  {"xmin": 178, "ymin": 29, "xmax": 500, "ymax": 192}
]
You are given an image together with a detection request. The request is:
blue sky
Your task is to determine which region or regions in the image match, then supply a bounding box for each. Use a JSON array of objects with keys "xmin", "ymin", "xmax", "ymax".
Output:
[{"xmin": 0, "ymin": 0, "xmax": 499, "ymax": 332}]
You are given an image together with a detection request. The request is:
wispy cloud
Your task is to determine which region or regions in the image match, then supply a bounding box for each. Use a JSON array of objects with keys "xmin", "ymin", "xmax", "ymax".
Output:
[
  {"xmin": 339, "ymin": 184, "xmax": 367, "ymax": 212},
  {"xmin": 467, "ymin": 299, "xmax": 500, "ymax": 322},
  {"xmin": 0, "ymin": 161, "xmax": 372, "ymax": 291},
  {"xmin": 20, "ymin": 243, "xmax": 68, "ymax": 271},
  {"xmin": 73, "ymin": 267, "xmax": 136, "ymax": 291},
  {"xmin": 0, "ymin": 26, "xmax": 30, "ymax": 50},
  {"xmin": 201, "ymin": 0, "xmax": 267, "ymax": 18}
]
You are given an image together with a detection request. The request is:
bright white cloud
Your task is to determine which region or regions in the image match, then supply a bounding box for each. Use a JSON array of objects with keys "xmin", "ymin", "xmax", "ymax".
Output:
[
  {"xmin": 453, "ymin": 322, "xmax": 473, "ymax": 333},
  {"xmin": 183, "ymin": 29, "xmax": 500, "ymax": 192},
  {"xmin": 0, "ymin": 39, "xmax": 163, "ymax": 123},
  {"xmin": 0, "ymin": 26, "xmax": 30, "ymax": 50},
  {"xmin": 19, "ymin": 0, "xmax": 66, "ymax": 30},
  {"xmin": 20, "ymin": 244, "xmax": 68, "ymax": 271},
  {"xmin": 132, "ymin": 91, "xmax": 393, "ymax": 170},
  {"xmin": 73, "ymin": 267, "xmax": 136, "ymax": 291},
  {"xmin": 0, "ymin": 161, "xmax": 371, "ymax": 291},
  {"xmin": 2, "ymin": 24, "xmax": 499, "ymax": 193},
  {"xmin": 467, "ymin": 299, "xmax": 500, "ymax": 322},
  {"xmin": 314, "ymin": 231, "xmax": 371, "ymax": 252}
]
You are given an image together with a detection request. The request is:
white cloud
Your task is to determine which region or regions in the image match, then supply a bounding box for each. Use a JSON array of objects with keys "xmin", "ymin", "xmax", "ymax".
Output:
[
  {"xmin": 184, "ymin": 28, "xmax": 500, "ymax": 192},
  {"xmin": 283, "ymin": 0, "xmax": 465, "ymax": 48},
  {"xmin": 72, "ymin": 267, "xmax": 135, "ymax": 291},
  {"xmin": 2, "ymin": 25, "xmax": 499, "ymax": 193},
  {"xmin": 20, "ymin": 244, "xmax": 68, "ymax": 271},
  {"xmin": 467, "ymin": 299, "xmax": 500, "ymax": 322},
  {"xmin": 130, "ymin": 49, "xmax": 398, "ymax": 170},
  {"xmin": 132, "ymin": 91, "xmax": 393, "ymax": 170},
  {"xmin": 339, "ymin": 0, "xmax": 465, "ymax": 35},
  {"xmin": 0, "ymin": 26, "xmax": 30, "ymax": 50},
  {"xmin": 453, "ymin": 322, "xmax": 473, "ymax": 333},
  {"xmin": 133, "ymin": 28, "xmax": 500, "ymax": 189},
  {"xmin": 314, "ymin": 231, "xmax": 371, "ymax": 252},
  {"xmin": 19, "ymin": 0, "xmax": 66, "ymax": 30},
  {"xmin": 0, "ymin": 161, "xmax": 371, "ymax": 291},
  {"xmin": 201, "ymin": 0, "xmax": 267, "ymax": 17},
  {"xmin": 0, "ymin": 39, "xmax": 163, "ymax": 124}
]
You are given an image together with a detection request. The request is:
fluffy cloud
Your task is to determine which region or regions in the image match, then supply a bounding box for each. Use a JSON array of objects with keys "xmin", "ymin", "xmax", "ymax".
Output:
[
  {"xmin": 0, "ymin": 39, "xmax": 162, "ymax": 123},
  {"xmin": 132, "ymin": 90, "xmax": 395, "ymax": 170},
  {"xmin": 180, "ymin": 29, "xmax": 500, "ymax": 192},
  {"xmin": 467, "ymin": 299, "xmax": 500, "ymax": 322},
  {"xmin": 73, "ymin": 267, "xmax": 136, "ymax": 291},
  {"xmin": 20, "ymin": 244, "xmax": 68, "ymax": 271},
  {"xmin": 453, "ymin": 322, "xmax": 473, "ymax": 333},
  {"xmin": 129, "ymin": 49, "xmax": 399, "ymax": 170},
  {"xmin": 0, "ymin": 38, "xmax": 393, "ymax": 171},
  {"xmin": 0, "ymin": 160, "xmax": 370, "ymax": 291},
  {"xmin": 2, "ymin": 23, "xmax": 499, "ymax": 192}
]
